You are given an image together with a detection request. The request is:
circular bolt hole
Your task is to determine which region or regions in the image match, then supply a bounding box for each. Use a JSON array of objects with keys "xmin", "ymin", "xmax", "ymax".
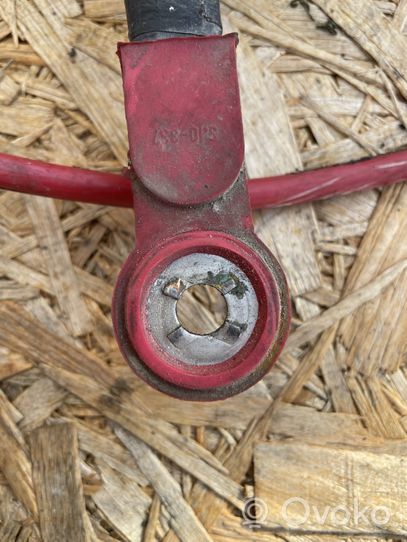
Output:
[{"xmin": 176, "ymin": 284, "xmax": 228, "ymax": 336}]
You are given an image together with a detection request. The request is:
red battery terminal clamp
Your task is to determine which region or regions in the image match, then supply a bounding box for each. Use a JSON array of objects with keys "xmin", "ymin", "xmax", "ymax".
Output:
[{"xmin": 112, "ymin": 34, "xmax": 291, "ymax": 400}]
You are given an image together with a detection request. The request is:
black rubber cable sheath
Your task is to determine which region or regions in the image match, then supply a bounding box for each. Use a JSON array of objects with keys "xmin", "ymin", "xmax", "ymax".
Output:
[{"xmin": 123, "ymin": 0, "xmax": 222, "ymax": 41}]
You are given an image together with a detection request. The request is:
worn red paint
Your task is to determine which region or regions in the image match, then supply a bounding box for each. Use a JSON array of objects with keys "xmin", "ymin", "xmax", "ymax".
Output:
[
  {"xmin": 112, "ymin": 35, "xmax": 291, "ymax": 400},
  {"xmin": 119, "ymin": 35, "xmax": 245, "ymax": 206}
]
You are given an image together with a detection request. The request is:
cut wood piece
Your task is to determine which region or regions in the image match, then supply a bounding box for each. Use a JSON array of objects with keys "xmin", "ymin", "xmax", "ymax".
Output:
[
  {"xmin": 224, "ymin": 0, "xmax": 382, "ymax": 86},
  {"xmin": 281, "ymin": 253, "xmax": 407, "ymax": 403},
  {"xmin": 0, "ymin": 281, "xmax": 38, "ymax": 301},
  {"xmin": 366, "ymin": 377, "xmax": 406, "ymax": 438},
  {"xmin": 254, "ymin": 441, "xmax": 407, "ymax": 535},
  {"xmin": 76, "ymin": 421, "xmax": 148, "ymax": 486},
  {"xmin": 47, "ymin": 119, "xmax": 88, "ymax": 168},
  {"xmin": 161, "ymin": 400, "xmax": 286, "ymax": 542},
  {"xmin": 0, "ymin": 101, "xmax": 54, "ymax": 137},
  {"xmin": 0, "ymin": 72, "xmax": 19, "ymax": 106},
  {"xmin": 72, "ymin": 223, "xmax": 107, "ymax": 268},
  {"xmin": 393, "ymin": 0, "xmax": 407, "ymax": 31},
  {"xmin": 30, "ymin": 422, "xmax": 93, "ymax": 542},
  {"xmin": 25, "ymin": 195, "xmax": 92, "ymax": 336},
  {"xmin": 285, "ymin": 257, "xmax": 407, "ymax": 351},
  {"xmin": 143, "ymin": 494, "xmax": 161, "ymax": 542},
  {"xmin": 333, "ymin": 253, "xmax": 347, "ymax": 292},
  {"xmin": 75, "ymin": 267, "xmax": 113, "ymax": 307},
  {"xmin": 89, "ymin": 518, "xmax": 119, "ymax": 542},
  {"xmin": 0, "ymin": 388, "xmax": 23, "ymax": 425},
  {"xmin": 11, "ymin": 73, "xmax": 76, "ymax": 109},
  {"xmin": 0, "ymin": 42, "xmax": 44, "ymax": 65},
  {"xmin": 13, "ymin": 377, "xmax": 67, "ymax": 432},
  {"xmin": 0, "ymin": 392, "xmax": 38, "ymax": 521},
  {"xmin": 84, "ymin": 0, "xmax": 126, "ymax": 21},
  {"xmin": 0, "ymin": 351, "xmax": 32, "ymax": 381},
  {"xmin": 316, "ymin": 221, "xmax": 369, "ymax": 242},
  {"xmin": 274, "ymin": 353, "xmax": 327, "ymax": 399},
  {"xmin": 301, "ymin": 96, "xmax": 379, "ymax": 156},
  {"xmin": 380, "ymin": 69, "xmax": 407, "ymax": 131},
  {"xmin": 320, "ymin": 347, "xmax": 357, "ymax": 414},
  {"xmin": 35, "ymin": 0, "xmax": 83, "ymax": 18},
  {"xmin": 115, "ymin": 427, "xmax": 214, "ymax": 542},
  {"xmin": 0, "ymin": 483, "xmax": 34, "ymax": 534},
  {"xmin": 339, "ymin": 184, "xmax": 407, "ymax": 375},
  {"xmin": 0, "ymin": 0, "xmax": 128, "ymax": 164},
  {"xmin": 270, "ymin": 403, "xmax": 369, "ymax": 445},
  {"xmin": 229, "ymin": 28, "xmax": 320, "ymax": 296},
  {"xmin": 312, "ymin": 0, "xmax": 407, "ymax": 100},
  {"xmin": 92, "ymin": 460, "xmax": 150, "ymax": 542},
  {"xmin": 0, "ymin": 254, "xmax": 51, "ymax": 293},
  {"xmin": 232, "ymin": 32, "xmax": 302, "ymax": 179},
  {"xmin": 316, "ymin": 191, "xmax": 379, "ymax": 226},
  {"xmin": 391, "ymin": 369, "xmax": 407, "ymax": 404},
  {"xmin": 303, "ymin": 121, "xmax": 407, "ymax": 169},
  {"xmin": 25, "ymin": 296, "xmax": 76, "ymax": 345},
  {"xmin": 0, "ymin": 20, "xmax": 11, "ymax": 40},
  {"xmin": 256, "ymin": 205, "xmax": 321, "ymax": 296},
  {"xmin": 303, "ymin": 287, "xmax": 340, "ymax": 308},
  {"xmin": 294, "ymin": 297, "xmax": 321, "ymax": 322},
  {"xmin": 0, "ymin": 221, "xmax": 113, "ymax": 307},
  {"xmin": 126, "ymin": 377, "xmax": 271, "ymax": 430},
  {"xmin": 282, "ymin": 327, "xmax": 337, "ymax": 402},
  {"xmin": 61, "ymin": 205, "xmax": 109, "ymax": 232},
  {"xmin": 0, "ymin": 224, "xmax": 37, "ymax": 259},
  {"xmin": 346, "ymin": 374, "xmax": 406, "ymax": 439},
  {"xmin": 0, "ymin": 302, "xmax": 243, "ymax": 510},
  {"xmin": 67, "ymin": 19, "xmax": 123, "ymax": 74}
]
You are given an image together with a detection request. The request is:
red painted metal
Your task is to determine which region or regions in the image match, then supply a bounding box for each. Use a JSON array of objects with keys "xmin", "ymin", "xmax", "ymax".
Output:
[
  {"xmin": 119, "ymin": 35, "xmax": 245, "ymax": 206},
  {"xmin": 1, "ymin": 149, "xmax": 407, "ymax": 210},
  {"xmin": 112, "ymin": 35, "xmax": 291, "ymax": 400}
]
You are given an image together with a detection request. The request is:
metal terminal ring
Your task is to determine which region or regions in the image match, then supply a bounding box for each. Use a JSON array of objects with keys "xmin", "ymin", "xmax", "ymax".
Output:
[{"xmin": 146, "ymin": 253, "xmax": 259, "ymax": 366}]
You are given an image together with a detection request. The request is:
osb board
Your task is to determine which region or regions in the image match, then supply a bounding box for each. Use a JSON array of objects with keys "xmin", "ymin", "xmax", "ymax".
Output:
[{"xmin": 0, "ymin": 1, "xmax": 406, "ymax": 541}]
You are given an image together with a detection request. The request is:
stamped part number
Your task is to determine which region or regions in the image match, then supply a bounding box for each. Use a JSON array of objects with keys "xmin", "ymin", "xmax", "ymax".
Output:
[{"xmin": 155, "ymin": 124, "xmax": 220, "ymax": 150}]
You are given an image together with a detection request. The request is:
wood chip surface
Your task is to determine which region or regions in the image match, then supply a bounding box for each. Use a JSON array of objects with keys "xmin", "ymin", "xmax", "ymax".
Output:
[{"xmin": 0, "ymin": 1, "xmax": 406, "ymax": 541}]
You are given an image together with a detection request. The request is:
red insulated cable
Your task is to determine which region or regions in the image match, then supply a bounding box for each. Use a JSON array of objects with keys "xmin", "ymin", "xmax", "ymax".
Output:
[
  {"xmin": 0, "ymin": 150, "xmax": 406, "ymax": 210},
  {"xmin": 0, "ymin": 154, "xmax": 132, "ymax": 208},
  {"xmin": 249, "ymin": 150, "xmax": 407, "ymax": 208}
]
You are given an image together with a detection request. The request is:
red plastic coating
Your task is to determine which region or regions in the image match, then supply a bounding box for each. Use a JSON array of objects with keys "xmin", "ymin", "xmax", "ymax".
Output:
[
  {"xmin": 0, "ymin": 150, "xmax": 406, "ymax": 210},
  {"xmin": 122, "ymin": 232, "xmax": 283, "ymax": 390},
  {"xmin": 249, "ymin": 152, "xmax": 407, "ymax": 208},
  {"xmin": 0, "ymin": 153, "xmax": 132, "ymax": 207}
]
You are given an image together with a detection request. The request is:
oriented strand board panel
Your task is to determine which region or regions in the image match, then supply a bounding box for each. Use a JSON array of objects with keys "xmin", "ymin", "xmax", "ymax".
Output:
[
  {"xmin": 313, "ymin": 0, "xmax": 407, "ymax": 99},
  {"xmin": 25, "ymin": 196, "xmax": 93, "ymax": 337},
  {"xmin": 0, "ymin": 0, "xmax": 128, "ymax": 165},
  {"xmin": 231, "ymin": 30, "xmax": 321, "ymax": 296},
  {"xmin": 339, "ymin": 184, "xmax": 407, "ymax": 374},
  {"xmin": 1, "ymin": 0, "xmax": 407, "ymax": 539},
  {"xmin": 255, "ymin": 441, "xmax": 407, "ymax": 536}
]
